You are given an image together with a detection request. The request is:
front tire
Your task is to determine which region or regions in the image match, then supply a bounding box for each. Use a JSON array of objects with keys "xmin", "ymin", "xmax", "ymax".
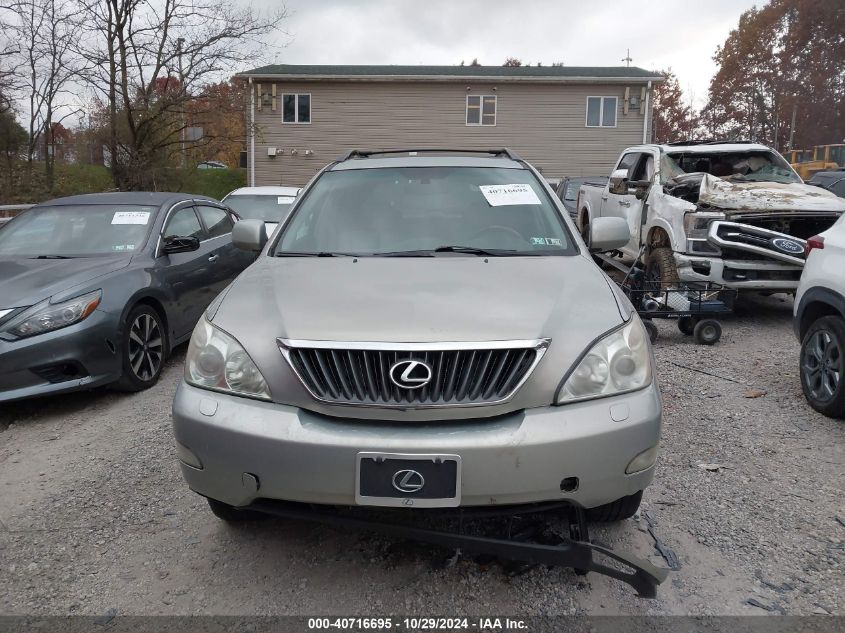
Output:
[
  {"xmin": 644, "ymin": 247, "xmax": 680, "ymax": 290},
  {"xmin": 800, "ymin": 315, "xmax": 845, "ymax": 418},
  {"xmin": 586, "ymin": 491, "xmax": 643, "ymax": 523},
  {"xmin": 114, "ymin": 304, "xmax": 166, "ymax": 392}
]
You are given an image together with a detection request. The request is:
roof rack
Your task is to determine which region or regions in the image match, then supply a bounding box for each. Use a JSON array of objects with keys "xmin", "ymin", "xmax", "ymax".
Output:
[
  {"xmin": 665, "ymin": 139, "xmax": 756, "ymax": 146},
  {"xmin": 337, "ymin": 148, "xmax": 523, "ymax": 161}
]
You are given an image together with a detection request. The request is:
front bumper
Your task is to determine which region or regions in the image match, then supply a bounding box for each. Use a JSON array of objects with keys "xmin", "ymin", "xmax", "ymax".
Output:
[
  {"xmin": 676, "ymin": 253, "xmax": 802, "ymax": 290},
  {"xmin": 0, "ymin": 309, "xmax": 120, "ymax": 403},
  {"xmin": 171, "ymin": 381, "xmax": 662, "ymax": 510}
]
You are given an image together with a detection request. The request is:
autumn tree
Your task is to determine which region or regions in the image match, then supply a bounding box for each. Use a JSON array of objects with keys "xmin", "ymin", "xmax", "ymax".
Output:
[
  {"xmin": 503, "ymin": 58, "xmax": 522, "ymax": 67},
  {"xmin": 652, "ymin": 69, "xmax": 696, "ymax": 143},
  {"xmin": 78, "ymin": 0, "xmax": 285, "ymax": 190},
  {"xmin": 704, "ymin": 0, "xmax": 844, "ymax": 149}
]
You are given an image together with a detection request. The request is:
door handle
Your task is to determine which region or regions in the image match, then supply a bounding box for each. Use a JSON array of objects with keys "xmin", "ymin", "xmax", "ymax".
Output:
[
  {"xmin": 208, "ymin": 254, "xmax": 219, "ymax": 262},
  {"xmin": 619, "ymin": 200, "xmax": 631, "ymax": 207},
  {"xmin": 601, "ymin": 195, "xmax": 609, "ymax": 201}
]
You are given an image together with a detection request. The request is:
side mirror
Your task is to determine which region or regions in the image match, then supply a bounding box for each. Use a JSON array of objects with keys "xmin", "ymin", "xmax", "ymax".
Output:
[
  {"xmin": 608, "ymin": 168, "xmax": 630, "ymax": 196},
  {"xmin": 161, "ymin": 235, "xmax": 200, "ymax": 254},
  {"xmin": 232, "ymin": 218, "xmax": 268, "ymax": 252},
  {"xmin": 589, "ymin": 217, "xmax": 629, "ymax": 252}
]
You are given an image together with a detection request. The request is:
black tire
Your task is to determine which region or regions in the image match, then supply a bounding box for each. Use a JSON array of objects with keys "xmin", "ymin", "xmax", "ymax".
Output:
[
  {"xmin": 693, "ymin": 319, "xmax": 722, "ymax": 345},
  {"xmin": 207, "ymin": 498, "xmax": 267, "ymax": 523},
  {"xmin": 800, "ymin": 315, "xmax": 845, "ymax": 418},
  {"xmin": 586, "ymin": 491, "xmax": 643, "ymax": 523},
  {"xmin": 677, "ymin": 315, "xmax": 698, "ymax": 336},
  {"xmin": 114, "ymin": 304, "xmax": 166, "ymax": 392},
  {"xmin": 642, "ymin": 320, "xmax": 658, "ymax": 344},
  {"xmin": 644, "ymin": 247, "xmax": 680, "ymax": 290}
]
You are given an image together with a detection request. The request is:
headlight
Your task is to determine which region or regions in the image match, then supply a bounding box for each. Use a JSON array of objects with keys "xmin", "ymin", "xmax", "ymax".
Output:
[
  {"xmin": 185, "ymin": 317, "xmax": 270, "ymax": 400},
  {"xmin": 683, "ymin": 211, "xmax": 724, "ymax": 254},
  {"xmin": 557, "ymin": 317, "xmax": 652, "ymax": 404},
  {"xmin": 2, "ymin": 290, "xmax": 101, "ymax": 338}
]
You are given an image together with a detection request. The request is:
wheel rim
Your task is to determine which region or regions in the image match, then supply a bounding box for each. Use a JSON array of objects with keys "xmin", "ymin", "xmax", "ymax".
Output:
[
  {"xmin": 128, "ymin": 313, "xmax": 163, "ymax": 382},
  {"xmin": 803, "ymin": 329, "xmax": 842, "ymax": 402},
  {"xmin": 702, "ymin": 325, "xmax": 717, "ymax": 340}
]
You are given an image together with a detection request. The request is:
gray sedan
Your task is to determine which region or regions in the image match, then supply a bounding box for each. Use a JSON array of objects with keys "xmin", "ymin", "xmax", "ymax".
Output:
[{"xmin": 0, "ymin": 192, "xmax": 254, "ymax": 402}]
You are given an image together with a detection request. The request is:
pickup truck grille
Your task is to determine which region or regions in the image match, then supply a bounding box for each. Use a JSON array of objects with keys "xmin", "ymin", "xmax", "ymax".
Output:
[{"xmin": 279, "ymin": 339, "xmax": 550, "ymax": 408}]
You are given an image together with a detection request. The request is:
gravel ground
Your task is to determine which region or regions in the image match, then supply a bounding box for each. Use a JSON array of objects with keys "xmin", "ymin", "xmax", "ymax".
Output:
[{"xmin": 0, "ymin": 292, "xmax": 842, "ymax": 617}]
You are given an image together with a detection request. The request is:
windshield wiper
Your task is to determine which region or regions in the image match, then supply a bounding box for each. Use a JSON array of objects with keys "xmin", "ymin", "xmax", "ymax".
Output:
[
  {"xmin": 31, "ymin": 255, "xmax": 74, "ymax": 259},
  {"xmin": 374, "ymin": 245, "xmax": 519, "ymax": 257},
  {"xmin": 275, "ymin": 251, "xmax": 356, "ymax": 257}
]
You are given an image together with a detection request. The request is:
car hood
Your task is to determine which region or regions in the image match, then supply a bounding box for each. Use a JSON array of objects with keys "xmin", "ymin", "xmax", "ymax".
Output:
[
  {"xmin": 699, "ymin": 174, "xmax": 845, "ymax": 212},
  {"xmin": 212, "ymin": 255, "xmax": 630, "ymax": 418},
  {"xmin": 0, "ymin": 256, "xmax": 131, "ymax": 309}
]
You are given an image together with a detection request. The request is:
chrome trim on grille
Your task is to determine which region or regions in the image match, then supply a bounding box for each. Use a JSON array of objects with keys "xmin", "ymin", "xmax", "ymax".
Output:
[{"xmin": 278, "ymin": 338, "xmax": 550, "ymax": 409}]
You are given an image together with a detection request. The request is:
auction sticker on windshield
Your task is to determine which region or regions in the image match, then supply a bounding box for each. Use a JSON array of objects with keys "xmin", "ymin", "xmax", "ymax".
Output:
[
  {"xmin": 479, "ymin": 184, "xmax": 541, "ymax": 206},
  {"xmin": 278, "ymin": 196, "xmax": 295, "ymax": 204},
  {"xmin": 112, "ymin": 211, "xmax": 150, "ymax": 225}
]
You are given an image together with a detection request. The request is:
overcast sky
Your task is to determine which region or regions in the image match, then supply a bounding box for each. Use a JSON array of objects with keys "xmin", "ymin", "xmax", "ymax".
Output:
[{"xmin": 248, "ymin": 0, "xmax": 760, "ymax": 108}]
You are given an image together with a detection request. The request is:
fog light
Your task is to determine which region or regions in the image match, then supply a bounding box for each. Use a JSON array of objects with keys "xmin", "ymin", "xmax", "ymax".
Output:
[
  {"xmin": 625, "ymin": 445, "xmax": 658, "ymax": 474},
  {"xmin": 175, "ymin": 441, "xmax": 203, "ymax": 469}
]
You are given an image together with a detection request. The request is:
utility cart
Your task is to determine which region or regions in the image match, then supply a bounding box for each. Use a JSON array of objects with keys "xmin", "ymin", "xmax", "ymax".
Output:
[{"xmin": 597, "ymin": 251, "xmax": 736, "ymax": 345}]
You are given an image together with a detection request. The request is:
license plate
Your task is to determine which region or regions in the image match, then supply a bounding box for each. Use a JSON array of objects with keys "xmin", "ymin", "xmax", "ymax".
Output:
[{"xmin": 356, "ymin": 452, "xmax": 462, "ymax": 508}]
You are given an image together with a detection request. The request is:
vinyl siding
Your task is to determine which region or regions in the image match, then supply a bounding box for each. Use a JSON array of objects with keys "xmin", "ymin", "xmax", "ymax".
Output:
[{"xmin": 250, "ymin": 80, "xmax": 653, "ymax": 187}]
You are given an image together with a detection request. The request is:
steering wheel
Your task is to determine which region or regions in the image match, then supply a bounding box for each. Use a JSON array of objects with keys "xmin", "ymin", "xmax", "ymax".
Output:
[{"xmin": 467, "ymin": 225, "xmax": 527, "ymax": 246}]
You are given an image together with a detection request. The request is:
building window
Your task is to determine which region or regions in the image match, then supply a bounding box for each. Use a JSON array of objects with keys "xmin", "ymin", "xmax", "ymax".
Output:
[
  {"xmin": 466, "ymin": 95, "xmax": 496, "ymax": 126},
  {"xmin": 283, "ymin": 94, "xmax": 311, "ymax": 124},
  {"xmin": 586, "ymin": 96, "xmax": 617, "ymax": 128}
]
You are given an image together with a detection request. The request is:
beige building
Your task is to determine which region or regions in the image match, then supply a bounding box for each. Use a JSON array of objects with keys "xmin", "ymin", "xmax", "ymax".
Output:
[{"xmin": 236, "ymin": 65, "xmax": 664, "ymax": 187}]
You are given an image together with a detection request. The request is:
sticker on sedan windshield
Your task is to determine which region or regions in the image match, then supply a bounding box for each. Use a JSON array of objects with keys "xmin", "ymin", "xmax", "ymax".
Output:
[
  {"xmin": 112, "ymin": 211, "xmax": 150, "ymax": 225},
  {"xmin": 479, "ymin": 184, "xmax": 542, "ymax": 206},
  {"xmin": 277, "ymin": 196, "xmax": 295, "ymax": 204},
  {"xmin": 531, "ymin": 237, "xmax": 563, "ymax": 247},
  {"xmin": 112, "ymin": 244, "xmax": 136, "ymax": 251}
]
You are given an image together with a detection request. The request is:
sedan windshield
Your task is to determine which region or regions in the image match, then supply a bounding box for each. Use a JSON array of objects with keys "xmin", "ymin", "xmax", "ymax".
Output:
[
  {"xmin": 225, "ymin": 195, "xmax": 294, "ymax": 223},
  {"xmin": 275, "ymin": 166, "xmax": 574, "ymax": 256},
  {"xmin": 0, "ymin": 205, "xmax": 156, "ymax": 257}
]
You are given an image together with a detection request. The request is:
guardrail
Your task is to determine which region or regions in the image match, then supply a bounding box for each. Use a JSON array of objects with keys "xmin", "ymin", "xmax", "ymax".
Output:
[{"xmin": 0, "ymin": 204, "xmax": 34, "ymax": 217}]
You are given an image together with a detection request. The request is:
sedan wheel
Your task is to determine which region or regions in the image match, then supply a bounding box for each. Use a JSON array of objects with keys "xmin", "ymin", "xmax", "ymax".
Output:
[
  {"xmin": 115, "ymin": 305, "xmax": 166, "ymax": 392},
  {"xmin": 800, "ymin": 316, "xmax": 845, "ymax": 418}
]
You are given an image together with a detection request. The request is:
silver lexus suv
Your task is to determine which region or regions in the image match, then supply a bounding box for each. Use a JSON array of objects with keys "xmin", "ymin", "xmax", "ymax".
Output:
[{"xmin": 171, "ymin": 149, "xmax": 662, "ymax": 523}]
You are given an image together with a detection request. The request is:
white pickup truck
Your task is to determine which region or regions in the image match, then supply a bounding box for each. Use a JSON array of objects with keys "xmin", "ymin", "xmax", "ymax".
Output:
[{"xmin": 577, "ymin": 141, "xmax": 845, "ymax": 290}]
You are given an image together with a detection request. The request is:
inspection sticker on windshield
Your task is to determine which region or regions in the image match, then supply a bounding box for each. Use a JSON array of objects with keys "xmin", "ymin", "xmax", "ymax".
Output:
[
  {"xmin": 111, "ymin": 211, "xmax": 150, "ymax": 225},
  {"xmin": 531, "ymin": 237, "xmax": 562, "ymax": 246},
  {"xmin": 277, "ymin": 196, "xmax": 295, "ymax": 204},
  {"xmin": 479, "ymin": 184, "xmax": 541, "ymax": 206}
]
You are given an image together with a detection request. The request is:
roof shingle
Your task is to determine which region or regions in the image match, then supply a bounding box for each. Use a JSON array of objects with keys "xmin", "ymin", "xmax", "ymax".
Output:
[{"xmin": 238, "ymin": 64, "xmax": 662, "ymax": 81}]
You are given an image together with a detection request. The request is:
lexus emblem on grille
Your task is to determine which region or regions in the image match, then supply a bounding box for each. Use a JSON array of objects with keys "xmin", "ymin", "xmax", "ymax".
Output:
[
  {"xmin": 772, "ymin": 237, "xmax": 804, "ymax": 255},
  {"xmin": 392, "ymin": 469, "xmax": 425, "ymax": 493},
  {"xmin": 389, "ymin": 359, "xmax": 433, "ymax": 389}
]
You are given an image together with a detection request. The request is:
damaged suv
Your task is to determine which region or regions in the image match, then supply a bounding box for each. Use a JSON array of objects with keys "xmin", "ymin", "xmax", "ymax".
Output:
[
  {"xmin": 578, "ymin": 141, "xmax": 845, "ymax": 290},
  {"xmin": 171, "ymin": 149, "xmax": 662, "ymax": 527}
]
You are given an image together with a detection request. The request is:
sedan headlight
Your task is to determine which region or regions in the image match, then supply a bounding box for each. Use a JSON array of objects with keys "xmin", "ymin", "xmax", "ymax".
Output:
[
  {"xmin": 2, "ymin": 290, "xmax": 102, "ymax": 338},
  {"xmin": 185, "ymin": 317, "xmax": 270, "ymax": 400},
  {"xmin": 557, "ymin": 317, "xmax": 652, "ymax": 404}
]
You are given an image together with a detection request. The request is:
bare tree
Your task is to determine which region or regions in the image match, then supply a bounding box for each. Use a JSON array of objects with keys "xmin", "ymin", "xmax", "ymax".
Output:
[
  {"xmin": 79, "ymin": 0, "xmax": 286, "ymax": 189},
  {"xmin": 5, "ymin": 0, "xmax": 83, "ymax": 189}
]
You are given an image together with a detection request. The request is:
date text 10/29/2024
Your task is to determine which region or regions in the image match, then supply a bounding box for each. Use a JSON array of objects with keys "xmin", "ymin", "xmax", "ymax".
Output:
[{"xmin": 307, "ymin": 617, "xmax": 528, "ymax": 630}]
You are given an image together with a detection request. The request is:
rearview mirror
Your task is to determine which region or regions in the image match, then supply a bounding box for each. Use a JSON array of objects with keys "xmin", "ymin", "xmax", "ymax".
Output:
[
  {"xmin": 162, "ymin": 235, "xmax": 200, "ymax": 254},
  {"xmin": 589, "ymin": 217, "xmax": 629, "ymax": 252},
  {"xmin": 608, "ymin": 168, "xmax": 630, "ymax": 196},
  {"xmin": 233, "ymin": 218, "xmax": 268, "ymax": 252}
]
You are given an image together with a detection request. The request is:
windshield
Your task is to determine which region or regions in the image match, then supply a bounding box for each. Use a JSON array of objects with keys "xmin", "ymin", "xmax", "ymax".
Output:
[
  {"xmin": 0, "ymin": 204, "xmax": 156, "ymax": 257},
  {"xmin": 663, "ymin": 150, "xmax": 801, "ymax": 185},
  {"xmin": 225, "ymin": 195, "xmax": 294, "ymax": 222},
  {"xmin": 275, "ymin": 166, "xmax": 574, "ymax": 257}
]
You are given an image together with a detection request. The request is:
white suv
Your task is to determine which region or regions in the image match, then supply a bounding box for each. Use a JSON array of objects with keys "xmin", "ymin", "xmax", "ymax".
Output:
[{"xmin": 794, "ymin": 215, "xmax": 845, "ymax": 417}]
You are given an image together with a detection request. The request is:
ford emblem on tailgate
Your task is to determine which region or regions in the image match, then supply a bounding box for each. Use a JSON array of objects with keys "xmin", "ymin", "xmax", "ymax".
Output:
[{"xmin": 772, "ymin": 237, "xmax": 804, "ymax": 255}]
